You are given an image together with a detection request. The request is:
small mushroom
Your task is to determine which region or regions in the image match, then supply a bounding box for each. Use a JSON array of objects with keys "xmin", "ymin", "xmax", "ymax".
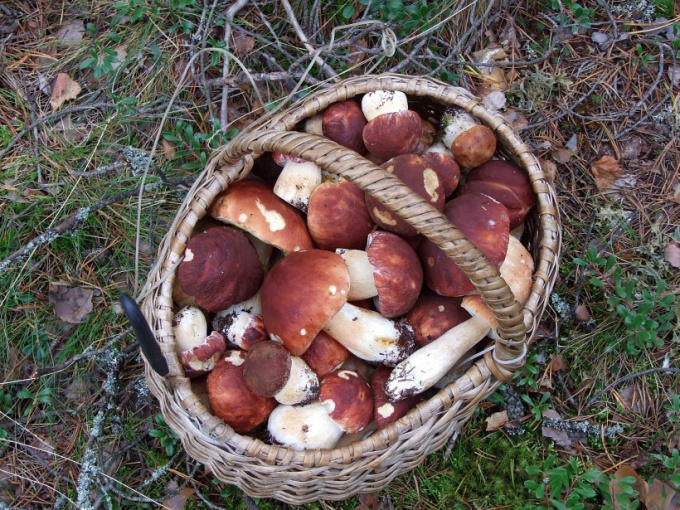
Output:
[
  {"xmin": 176, "ymin": 226, "xmax": 264, "ymax": 312},
  {"xmin": 456, "ymin": 159, "xmax": 536, "ymax": 229},
  {"xmin": 301, "ymin": 331, "xmax": 350, "ymax": 378},
  {"xmin": 386, "ymin": 236, "xmax": 534, "ymax": 401},
  {"xmin": 321, "ymin": 100, "xmax": 367, "ymax": 154},
  {"xmin": 209, "ymin": 179, "xmax": 313, "ymax": 255},
  {"xmin": 207, "ymin": 350, "xmax": 277, "ymax": 433},
  {"xmin": 267, "ymin": 401, "xmax": 344, "ymax": 450},
  {"xmin": 371, "ymin": 366, "xmax": 422, "ymax": 429},
  {"xmin": 441, "ymin": 108, "xmax": 496, "ymax": 168},
  {"xmin": 178, "ymin": 331, "xmax": 227, "ymax": 378},
  {"xmin": 243, "ymin": 341, "xmax": 319, "ymax": 405},
  {"xmin": 418, "ymin": 192, "xmax": 510, "ymax": 297},
  {"xmin": 272, "ymin": 159, "xmax": 323, "ymax": 213},
  {"xmin": 212, "ymin": 308, "xmax": 267, "ymax": 351},
  {"xmin": 318, "ymin": 369, "xmax": 373, "ymax": 434},
  {"xmin": 307, "ymin": 178, "xmax": 375, "ymax": 251},
  {"xmin": 362, "ymin": 110, "xmax": 423, "ymax": 161},
  {"xmin": 172, "ymin": 306, "xmax": 208, "ymax": 353}
]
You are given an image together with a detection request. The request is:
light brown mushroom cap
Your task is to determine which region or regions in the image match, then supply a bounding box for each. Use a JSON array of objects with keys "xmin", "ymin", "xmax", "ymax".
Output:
[
  {"xmin": 209, "ymin": 179, "xmax": 313, "ymax": 255},
  {"xmin": 450, "ymin": 124, "xmax": 497, "ymax": 168},
  {"xmin": 261, "ymin": 249, "xmax": 350, "ymax": 356}
]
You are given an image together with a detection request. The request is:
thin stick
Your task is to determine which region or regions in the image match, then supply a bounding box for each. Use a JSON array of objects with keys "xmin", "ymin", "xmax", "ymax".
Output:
[
  {"xmin": 586, "ymin": 367, "xmax": 680, "ymax": 409},
  {"xmin": 220, "ymin": 0, "xmax": 251, "ymax": 131}
]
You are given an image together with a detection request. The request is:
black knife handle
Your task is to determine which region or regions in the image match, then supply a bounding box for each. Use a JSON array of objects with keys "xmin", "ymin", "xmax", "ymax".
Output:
[{"xmin": 119, "ymin": 293, "xmax": 169, "ymax": 377}]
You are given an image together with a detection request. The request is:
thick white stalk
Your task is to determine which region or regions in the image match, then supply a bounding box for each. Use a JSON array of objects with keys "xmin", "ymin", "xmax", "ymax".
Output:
[
  {"xmin": 336, "ymin": 249, "xmax": 378, "ymax": 300},
  {"xmin": 385, "ymin": 314, "xmax": 490, "ymax": 401},
  {"xmin": 274, "ymin": 356, "xmax": 319, "ymax": 405},
  {"xmin": 322, "ymin": 303, "xmax": 413, "ymax": 366}
]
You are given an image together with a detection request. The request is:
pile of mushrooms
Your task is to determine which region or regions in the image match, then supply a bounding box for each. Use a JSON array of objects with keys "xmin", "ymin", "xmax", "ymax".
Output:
[{"xmin": 170, "ymin": 90, "xmax": 537, "ymax": 450}]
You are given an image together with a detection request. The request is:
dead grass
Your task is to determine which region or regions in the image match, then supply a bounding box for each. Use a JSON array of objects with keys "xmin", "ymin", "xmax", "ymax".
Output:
[{"xmin": 0, "ymin": 0, "xmax": 678, "ymax": 508}]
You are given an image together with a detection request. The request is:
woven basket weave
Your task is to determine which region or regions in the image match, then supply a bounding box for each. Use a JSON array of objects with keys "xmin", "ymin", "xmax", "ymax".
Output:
[{"xmin": 140, "ymin": 73, "xmax": 561, "ymax": 504}]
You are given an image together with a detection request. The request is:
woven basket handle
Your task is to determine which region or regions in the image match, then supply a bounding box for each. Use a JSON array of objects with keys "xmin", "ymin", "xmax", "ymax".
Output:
[{"xmin": 220, "ymin": 129, "xmax": 528, "ymax": 370}]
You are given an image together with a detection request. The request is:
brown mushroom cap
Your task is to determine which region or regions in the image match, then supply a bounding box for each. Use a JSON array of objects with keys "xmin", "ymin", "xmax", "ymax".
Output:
[
  {"xmin": 422, "ymin": 152, "xmax": 461, "ymax": 198},
  {"xmin": 322, "ymin": 100, "xmax": 367, "ymax": 154},
  {"xmin": 414, "ymin": 118, "xmax": 437, "ymax": 154},
  {"xmin": 260, "ymin": 249, "xmax": 350, "ymax": 356},
  {"xmin": 301, "ymin": 331, "xmax": 350, "ymax": 378},
  {"xmin": 178, "ymin": 331, "xmax": 227, "ymax": 378},
  {"xmin": 405, "ymin": 291, "xmax": 471, "ymax": 348},
  {"xmin": 207, "ymin": 350, "xmax": 277, "ymax": 433},
  {"xmin": 365, "ymin": 153, "xmax": 445, "ymax": 237},
  {"xmin": 371, "ymin": 365, "xmax": 422, "ymax": 429},
  {"xmin": 418, "ymin": 193, "xmax": 510, "ymax": 297},
  {"xmin": 209, "ymin": 179, "xmax": 313, "ymax": 255},
  {"xmin": 457, "ymin": 159, "xmax": 536, "ymax": 229},
  {"xmin": 362, "ymin": 110, "xmax": 423, "ymax": 161},
  {"xmin": 307, "ymin": 179, "xmax": 375, "ymax": 251},
  {"xmin": 242, "ymin": 340, "xmax": 292, "ymax": 397},
  {"xmin": 319, "ymin": 369, "xmax": 374, "ymax": 433},
  {"xmin": 367, "ymin": 230, "xmax": 423, "ymax": 318},
  {"xmin": 176, "ymin": 226, "xmax": 264, "ymax": 312},
  {"xmin": 450, "ymin": 124, "xmax": 497, "ymax": 168}
]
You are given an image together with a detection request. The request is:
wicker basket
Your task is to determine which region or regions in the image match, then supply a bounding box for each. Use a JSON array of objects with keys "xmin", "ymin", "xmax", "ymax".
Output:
[{"xmin": 140, "ymin": 73, "xmax": 560, "ymax": 504}]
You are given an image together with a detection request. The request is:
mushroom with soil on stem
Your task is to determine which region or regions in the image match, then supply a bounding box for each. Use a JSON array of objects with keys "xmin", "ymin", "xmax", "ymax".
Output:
[
  {"xmin": 336, "ymin": 230, "xmax": 423, "ymax": 318},
  {"xmin": 272, "ymin": 159, "xmax": 323, "ymax": 213},
  {"xmin": 440, "ymin": 107, "xmax": 497, "ymax": 168},
  {"xmin": 173, "ymin": 305, "xmax": 227, "ymax": 377},
  {"xmin": 242, "ymin": 340, "xmax": 319, "ymax": 405},
  {"xmin": 260, "ymin": 249, "xmax": 415, "ymax": 365},
  {"xmin": 385, "ymin": 236, "xmax": 534, "ymax": 401},
  {"xmin": 266, "ymin": 369, "xmax": 373, "ymax": 450}
]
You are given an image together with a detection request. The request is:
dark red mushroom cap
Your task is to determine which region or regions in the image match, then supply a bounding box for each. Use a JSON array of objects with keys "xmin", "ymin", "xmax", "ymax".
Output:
[
  {"xmin": 457, "ymin": 159, "xmax": 536, "ymax": 229},
  {"xmin": 206, "ymin": 351, "xmax": 277, "ymax": 433},
  {"xmin": 371, "ymin": 365, "xmax": 422, "ymax": 429},
  {"xmin": 176, "ymin": 226, "xmax": 264, "ymax": 312},
  {"xmin": 418, "ymin": 193, "xmax": 510, "ymax": 297},
  {"xmin": 422, "ymin": 152, "xmax": 461, "ymax": 198},
  {"xmin": 365, "ymin": 153, "xmax": 445, "ymax": 237},
  {"xmin": 307, "ymin": 179, "xmax": 375, "ymax": 251},
  {"xmin": 362, "ymin": 110, "xmax": 423, "ymax": 161},
  {"xmin": 209, "ymin": 179, "xmax": 313, "ymax": 255},
  {"xmin": 319, "ymin": 369, "xmax": 374, "ymax": 433},
  {"xmin": 322, "ymin": 100, "xmax": 367, "ymax": 154},
  {"xmin": 242, "ymin": 340, "xmax": 292, "ymax": 397},
  {"xmin": 405, "ymin": 291, "xmax": 471, "ymax": 348},
  {"xmin": 301, "ymin": 331, "xmax": 350, "ymax": 378},
  {"xmin": 367, "ymin": 231, "xmax": 423, "ymax": 318},
  {"xmin": 260, "ymin": 249, "xmax": 350, "ymax": 356}
]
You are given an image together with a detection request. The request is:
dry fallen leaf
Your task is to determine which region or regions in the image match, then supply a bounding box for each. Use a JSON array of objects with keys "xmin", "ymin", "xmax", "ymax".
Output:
[
  {"xmin": 591, "ymin": 155, "xmax": 624, "ymax": 190},
  {"xmin": 502, "ymin": 108, "xmax": 529, "ymax": 130},
  {"xmin": 162, "ymin": 486, "xmax": 196, "ymax": 510},
  {"xmin": 232, "ymin": 32, "xmax": 255, "ymax": 58},
  {"xmin": 664, "ymin": 241, "xmax": 680, "ymax": 269},
  {"xmin": 645, "ymin": 478, "xmax": 680, "ymax": 509},
  {"xmin": 538, "ymin": 157, "xmax": 557, "ymax": 182},
  {"xmin": 485, "ymin": 410, "xmax": 508, "ymax": 431},
  {"xmin": 48, "ymin": 282, "xmax": 93, "ymax": 324},
  {"xmin": 610, "ymin": 465, "xmax": 649, "ymax": 510},
  {"xmin": 574, "ymin": 305, "xmax": 590, "ymax": 322},
  {"xmin": 49, "ymin": 73, "xmax": 82, "ymax": 111},
  {"xmin": 541, "ymin": 410, "xmax": 575, "ymax": 449},
  {"xmin": 56, "ymin": 21, "xmax": 85, "ymax": 45}
]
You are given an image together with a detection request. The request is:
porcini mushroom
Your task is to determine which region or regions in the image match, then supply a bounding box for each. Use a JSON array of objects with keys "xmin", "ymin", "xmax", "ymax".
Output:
[
  {"xmin": 371, "ymin": 365, "xmax": 422, "ymax": 429},
  {"xmin": 209, "ymin": 179, "xmax": 313, "ymax": 255},
  {"xmin": 318, "ymin": 369, "xmax": 373, "ymax": 433},
  {"xmin": 386, "ymin": 236, "xmax": 534, "ymax": 401},
  {"xmin": 441, "ymin": 108, "xmax": 497, "ymax": 168},
  {"xmin": 301, "ymin": 331, "xmax": 350, "ymax": 378},
  {"xmin": 321, "ymin": 100, "xmax": 367, "ymax": 154},
  {"xmin": 207, "ymin": 350, "xmax": 277, "ymax": 433},
  {"xmin": 242, "ymin": 340, "xmax": 319, "ymax": 405},
  {"xmin": 176, "ymin": 226, "xmax": 264, "ymax": 312},
  {"xmin": 272, "ymin": 159, "xmax": 323, "ymax": 213},
  {"xmin": 405, "ymin": 291, "xmax": 471, "ymax": 348},
  {"xmin": 178, "ymin": 331, "xmax": 227, "ymax": 378}
]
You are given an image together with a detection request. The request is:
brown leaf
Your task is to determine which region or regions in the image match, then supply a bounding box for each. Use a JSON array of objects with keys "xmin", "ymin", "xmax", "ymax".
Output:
[
  {"xmin": 574, "ymin": 305, "xmax": 590, "ymax": 322},
  {"xmin": 162, "ymin": 487, "xmax": 196, "ymax": 510},
  {"xmin": 538, "ymin": 157, "xmax": 557, "ymax": 182},
  {"xmin": 591, "ymin": 156, "xmax": 624, "ymax": 190},
  {"xmin": 48, "ymin": 282, "xmax": 93, "ymax": 324},
  {"xmin": 485, "ymin": 410, "xmax": 508, "ymax": 431},
  {"xmin": 232, "ymin": 32, "xmax": 254, "ymax": 58},
  {"xmin": 664, "ymin": 241, "xmax": 680, "ymax": 269},
  {"xmin": 541, "ymin": 410, "xmax": 575, "ymax": 448},
  {"xmin": 610, "ymin": 465, "xmax": 649, "ymax": 510},
  {"xmin": 645, "ymin": 478, "xmax": 680, "ymax": 510},
  {"xmin": 356, "ymin": 491, "xmax": 382, "ymax": 510},
  {"xmin": 552, "ymin": 148, "xmax": 577, "ymax": 164},
  {"xmin": 56, "ymin": 21, "xmax": 84, "ymax": 45},
  {"xmin": 503, "ymin": 108, "xmax": 529, "ymax": 130},
  {"xmin": 49, "ymin": 73, "xmax": 82, "ymax": 111}
]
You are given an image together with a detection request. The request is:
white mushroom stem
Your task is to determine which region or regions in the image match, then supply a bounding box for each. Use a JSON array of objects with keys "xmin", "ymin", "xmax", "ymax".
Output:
[
  {"xmin": 336, "ymin": 249, "xmax": 378, "ymax": 300},
  {"xmin": 267, "ymin": 401, "xmax": 343, "ymax": 450},
  {"xmin": 213, "ymin": 309, "xmax": 265, "ymax": 349},
  {"xmin": 273, "ymin": 160, "xmax": 322, "ymax": 213},
  {"xmin": 423, "ymin": 140, "xmax": 454, "ymax": 158},
  {"xmin": 246, "ymin": 234, "xmax": 274, "ymax": 273},
  {"xmin": 304, "ymin": 114, "xmax": 324, "ymax": 135},
  {"xmin": 386, "ymin": 314, "xmax": 491, "ymax": 401},
  {"xmin": 322, "ymin": 303, "xmax": 413, "ymax": 366},
  {"xmin": 173, "ymin": 306, "xmax": 207, "ymax": 353},
  {"xmin": 274, "ymin": 356, "xmax": 319, "ymax": 405},
  {"xmin": 361, "ymin": 90, "xmax": 409, "ymax": 121},
  {"xmin": 218, "ymin": 289, "xmax": 262, "ymax": 316},
  {"xmin": 386, "ymin": 236, "xmax": 534, "ymax": 401},
  {"xmin": 441, "ymin": 109, "xmax": 479, "ymax": 148}
]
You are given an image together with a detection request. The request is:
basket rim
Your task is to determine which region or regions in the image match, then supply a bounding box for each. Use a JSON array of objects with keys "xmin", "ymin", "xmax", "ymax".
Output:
[{"xmin": 139, "ymin": 73, "xmax": 561, "ymax": 500}]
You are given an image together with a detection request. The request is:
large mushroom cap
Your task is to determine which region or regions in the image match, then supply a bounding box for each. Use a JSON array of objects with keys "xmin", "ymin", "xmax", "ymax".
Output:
[
  {"xmin": 457, "ymin": 159, "xmax": 536, "ymax": 229},
  {"xmin": 261, "ymin": 249, "xmax": 350, "ymax": 356},
  {"xmin": 207, "ymin": 351, "xmax": 277, "ymax": 433},
  {"xmin": 422, "ymin": 152, "xmax": 460, "ymax": 198},
  {"xmin": 418, "ymin": 193, "xmax": 510, "ymax": 297},
  {"xmin": 209, "ymin": 179, "xmax": 313, "ymax": 254},
  {"xmin": 367, "ymin": 230, "xmax": 423, "ymax": 318},
  {"xmin": 322, "ymin": 100, "xmax": 367, "ymax": 154},
  {"xmin": 307, "ymin": 179, "xmax": 375, "ymax": 251},
  {"xmin": 365, "ymin": 153, "xmax": 444, "ymax": 237},
  {"xmin": 176, "ymin": 226, "xmax": 264, "ymax": 312},
  {"xmin": 405, "ymin": 291, "xmax": 471, "ymax": 347},
  {"xmin": 362, "ymin": 110, "xmax": 423, "ymax": 161},
  {"xmin": 319, "ymin": 369, "xmax": 374, "ymax": 433}
]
